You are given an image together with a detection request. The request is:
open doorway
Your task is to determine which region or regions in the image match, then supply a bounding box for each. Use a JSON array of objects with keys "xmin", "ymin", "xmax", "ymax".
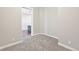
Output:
[{"xmin": 22, "ymin": 7, "xmax": 33, "ymax": 38}]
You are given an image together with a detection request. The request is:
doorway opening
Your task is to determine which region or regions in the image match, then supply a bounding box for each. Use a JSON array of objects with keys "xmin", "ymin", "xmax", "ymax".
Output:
[{"xmin": 22, "ymin": 7, "xmax": 33, "ymax": 38}]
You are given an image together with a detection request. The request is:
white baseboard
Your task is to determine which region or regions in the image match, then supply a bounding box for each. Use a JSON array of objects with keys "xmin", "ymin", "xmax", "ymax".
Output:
[
  {"xmin": 58, "ymin": 42, "xmax": 78, "ymax": 51},
  {"xmin": 32, "ymin": 33, "xmax": 78, "ymax": 51},
  {"xmin": 0, "ymin": 40, "xmax": 23, "ymax": 50},
  {"xmin": 32, "ymin": 33, "xmax": 59, "ymax": 39}
]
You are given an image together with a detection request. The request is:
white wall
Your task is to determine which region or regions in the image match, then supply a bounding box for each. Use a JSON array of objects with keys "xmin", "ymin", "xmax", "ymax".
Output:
[
  {"xmin": 44, "ymin": 7, "xmax": 79, "ymax": 50},
  {"xmin": 33, "ymin": 7, "xmax": 79, "ymax": 50},
  {"xmin": 38, "ymin": 8, "xmax": 46, "ymax": 33},
  {"xmin": 44, "ymin": 7, "xmax": 58, "ymax": 34},
  {"xmin": 0, "ymin": 7, "xmax": 21, "ymax": 46},
  {"xmin": 56, "ymin": 7, "xmax": 79, "ymax": 50},
  {"xmin": 33, "ymin": 7, "xmax": 40, "ymax": 34},
  {"xmin": 33, "ymin": 7, "xmax": 46, "ymax": 34}
]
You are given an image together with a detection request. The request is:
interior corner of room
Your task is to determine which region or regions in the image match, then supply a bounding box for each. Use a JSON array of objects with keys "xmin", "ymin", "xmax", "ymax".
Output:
[
  {"xmin": 33, "ymin": 7, "xmax": 79, "ymax": 51},
  {"xmin": 0, "ymin": 7, "xmax": 79, "ymax": 51}
]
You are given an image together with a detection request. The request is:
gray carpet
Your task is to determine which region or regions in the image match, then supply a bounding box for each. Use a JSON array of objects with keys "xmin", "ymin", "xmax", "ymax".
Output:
[{"xmin": 1, "ymin": 34, "xmax": 71, "ymax": 51}]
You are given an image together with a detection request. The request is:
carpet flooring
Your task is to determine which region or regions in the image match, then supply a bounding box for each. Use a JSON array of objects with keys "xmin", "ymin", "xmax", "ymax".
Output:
[{"xmin": 1, "ymin": 34, "xmax": 71, "ymax": 51}]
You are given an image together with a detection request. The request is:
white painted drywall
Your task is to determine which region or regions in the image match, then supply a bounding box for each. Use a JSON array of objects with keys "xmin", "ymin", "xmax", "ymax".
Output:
[
  {"xmin": 0, "ymin": 7, "xmax": 21, "ymax": 46},
  {"xmin": 33, "ymin": 7, "xmax": 79, "ymax": 50},
  {"xmin": 44, "ymin": 7, "xmax": 58, "ymax": 35},
  {"xmin": 38, "ymin": 8, "xmax": 45, "ymax": 33},
  {"xmin": 56, "ymin": 7, "xmax": 79, "ymax": 50},
  {"xmin": 33, "ymin": 7, "xmax": 46, "ymax": 34},
  {"xmin": 44, "ymin": 7, "xmax": 79, "ymax": 50},
  {"xmin": 33, "ymin": 7, "xmax": 40, "ymax": 34}
]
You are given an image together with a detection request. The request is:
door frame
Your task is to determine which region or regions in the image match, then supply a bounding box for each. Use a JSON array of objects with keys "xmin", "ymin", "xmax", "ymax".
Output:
[{"xmin": 21, "ymin": 7, "xmax": 33, "ymax": 36}]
